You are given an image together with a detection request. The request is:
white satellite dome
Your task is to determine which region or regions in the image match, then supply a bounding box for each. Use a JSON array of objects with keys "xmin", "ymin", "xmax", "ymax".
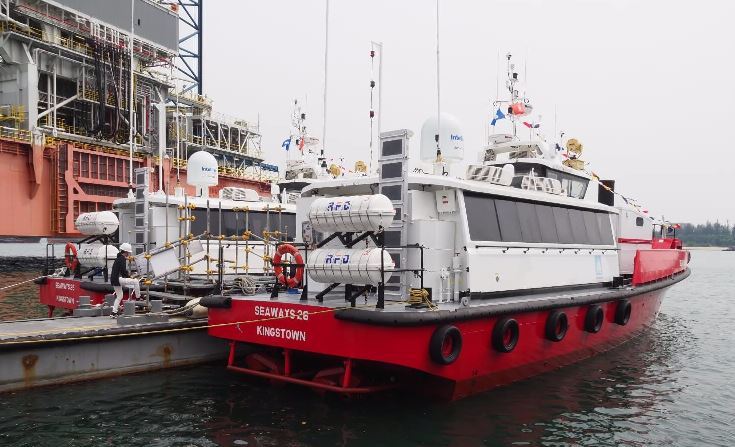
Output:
[
  {"xmin": 187, "ymin": 150, "xmax": 218, "ymax": 197},
  {"xmin": 420, "ymin": 113, "xmax": 465, "ymax": 162}
]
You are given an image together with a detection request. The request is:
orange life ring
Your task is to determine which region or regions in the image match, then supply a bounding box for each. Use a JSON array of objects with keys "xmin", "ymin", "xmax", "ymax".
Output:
[
  {"xmin": 64, "ymin": 242, "xmax": 79, "ymax": 271},
  {"xmin": 273, "ymin": 244, "xmax": 304, "ymax": 288}
]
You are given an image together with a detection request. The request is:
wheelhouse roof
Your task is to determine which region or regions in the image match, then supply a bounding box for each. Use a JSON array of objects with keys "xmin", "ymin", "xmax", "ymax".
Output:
[{"xmin": 302, "ymin": 171, "xmax": 617, "ymax": 214}]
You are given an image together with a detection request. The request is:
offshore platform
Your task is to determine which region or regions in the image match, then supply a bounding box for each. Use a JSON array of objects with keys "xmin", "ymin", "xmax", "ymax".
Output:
[{"xmin": 0, "ymin": 0, "xmax": 278, "ymax": 239}]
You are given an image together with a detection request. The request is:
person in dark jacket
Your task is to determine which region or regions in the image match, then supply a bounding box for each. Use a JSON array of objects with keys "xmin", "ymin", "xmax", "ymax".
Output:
[{"xmin": 110, "ymin": 243, "xmax": 139, "ymax": 318}]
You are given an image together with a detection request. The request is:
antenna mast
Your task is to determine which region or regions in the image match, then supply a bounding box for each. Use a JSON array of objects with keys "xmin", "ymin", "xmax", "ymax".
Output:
[
  {"xmin": 321, "ymin": 0, "xmax": 330, "ymax": 162},
  {"xmin": 435, "ymin": 0, "xmax": 441, "ymax": 159}
]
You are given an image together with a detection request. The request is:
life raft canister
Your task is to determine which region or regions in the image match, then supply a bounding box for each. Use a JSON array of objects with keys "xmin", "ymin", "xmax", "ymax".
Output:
[
  {"xmin": 272, "ymin": 244, "xmax": 304, "ymax": 289},
  {"xmin": 429, "ymin": 325, "xmax": 462, "ymax": 365},
  {"xmin": 64, "ymin": 242, "xmax": 79, "ymax": 271}
]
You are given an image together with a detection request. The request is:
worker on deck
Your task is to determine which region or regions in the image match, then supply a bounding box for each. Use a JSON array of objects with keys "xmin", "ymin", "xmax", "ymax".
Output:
[{"xmin": 110, "ymin": 242, "xmax": 140, "ymax": 318}]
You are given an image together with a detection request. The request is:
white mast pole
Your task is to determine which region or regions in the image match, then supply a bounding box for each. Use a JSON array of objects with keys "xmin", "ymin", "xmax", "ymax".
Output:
[
  {"xmin": 321, "ymin": 0, "xmax": 330, "ymax": 161},
  {"xmin": 377, "ymin": 41, "xmax": 383, "ymax": 171},
  {"xmin": 128, "ymin": 0, "xmax": 135, "ymax": 190},
  {"xmin": 435, "ymin": 0, "xmax": 441, "ymax": 158}
]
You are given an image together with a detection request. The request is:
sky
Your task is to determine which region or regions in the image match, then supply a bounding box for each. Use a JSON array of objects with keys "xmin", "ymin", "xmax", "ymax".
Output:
[{"xmin": 200, "ymin": 0, "xmax": 735, "ymax": 225}]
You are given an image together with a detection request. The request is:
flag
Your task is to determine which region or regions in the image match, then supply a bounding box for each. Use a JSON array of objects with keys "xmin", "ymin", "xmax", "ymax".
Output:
[
  {"xmin": 523, "ymin": 121, "xmax": 540, "ymax": 129},
  {"xmin": 282, "ymin": 138, "xmax": 291, "ymax": 151},
  {"xmin": 490, "ymin": 109, "xmax": 505, "ymax": 126},
  {"xmin": 298, "ymin": 137, "xmax": 305, "ymax": 152}
]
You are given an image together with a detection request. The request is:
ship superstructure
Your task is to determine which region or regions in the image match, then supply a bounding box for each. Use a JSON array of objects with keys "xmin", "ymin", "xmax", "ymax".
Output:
[{"xmin": 0, "ymin": 0, "xmax": 277, "ymax": 238}]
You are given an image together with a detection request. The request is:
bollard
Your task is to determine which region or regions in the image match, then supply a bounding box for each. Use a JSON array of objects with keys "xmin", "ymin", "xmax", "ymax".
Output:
[
  {"xmin": 104, "ymin": 294, "xmax": 115, "ymax": 307},
  {"xmin": 150, "ymin": 300, "xmax": 163, "ymax": 313},
  {"xmin": 78, "ymin": 296, "xmax": 91, "ymax": 308},
  {"xmin": 124, "ymin": 300, "xmax": 136, "ymax": 316}
]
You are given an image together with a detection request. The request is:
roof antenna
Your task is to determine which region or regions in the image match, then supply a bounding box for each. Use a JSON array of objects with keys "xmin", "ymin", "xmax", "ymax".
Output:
[
  {"xmin": 435, "ymin": 0, "xmax": 443, "ymax": 170},
  {"xmin": 320, "ymin": 0, "xmax": 330, "ymax": 170}
]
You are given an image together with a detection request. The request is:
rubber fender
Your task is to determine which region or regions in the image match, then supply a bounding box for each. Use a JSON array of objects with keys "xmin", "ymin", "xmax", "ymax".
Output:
[
  {"xmin": 429, "ymin": 325, "xmax": 462, "ymax": 365},
  {"xmin": 199, "ymin": 295, "xmax": 232, "ymax": 309},
  {"xmin": 33, "ymin": 276, "xmax": 47, "ymax": 285},
  {"xmin": 545, "ymin": 310, "xmax": 568, "ymax": 342},
  {"xmin": 614, "ymin": 300, "xmax": 632, "ymax": 326},
  {"xmin": 492, "ymin": 317, "xmax": 520, "ymax": 353},
  {"xmin": 585, "ymin": 305, "xmax": 604, "ymax": 333}
]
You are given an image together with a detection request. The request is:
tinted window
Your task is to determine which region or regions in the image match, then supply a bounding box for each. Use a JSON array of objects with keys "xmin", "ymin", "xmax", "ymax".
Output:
[
  {"xmin": 495, "ymin": 199, "xmax": 523, "ymax": 242},
  {"xmin": 517, "ymin": 202, "xmax": 542, "ymax": 243},
  {"xmin": 597, "ymin": 213, "xmax": 614, "ymax": 245},
  {"xmin": 464, "ymin": 194, "xmax": 501, "ymax": 241},
  {"xmin": 381, "ymin": 139, "xmax": 402, "ymax": 157},
  {"xmin": 381, "ymin": 162, "xmax": 403, "ymax": 180},
  {"xmin": 553, "ymin": 207, "xmax": 574, "ymax": 244},
  {"xmin": 583, "ymin": 211, "xmax": 602, "ymax": 245},
  {"xmin": 536, "ymin": 204, "xmax": 558, "ymax": 243},
  {"xmin": 568, "ymin": 209, "xmax": 589, "ymax": 244},
  {"xmin": 380, "ymin": 185, "xmax": 402, "ymax": 201},
  {"xmin": 635, "ymin": 217, "xmax": 644, "ymax": 226},
  {"xmin": 383, "ymin": 230, "xmax": 401, "ymax": 247},
  {"xmin": 393, "ymin": 207, "xmax": 402, "ymax": 221}
]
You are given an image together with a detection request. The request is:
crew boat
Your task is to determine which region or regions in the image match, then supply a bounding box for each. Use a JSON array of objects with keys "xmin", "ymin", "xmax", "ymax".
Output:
[{"xmin": 202, "ymin": 60, "xmax": 690, "ymax": 400}]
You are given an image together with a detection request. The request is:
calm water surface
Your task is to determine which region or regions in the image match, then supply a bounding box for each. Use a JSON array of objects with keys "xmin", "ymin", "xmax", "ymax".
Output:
[{"xmin": 0, "ymin": 251, "xmax": 733, "ymax": 446}]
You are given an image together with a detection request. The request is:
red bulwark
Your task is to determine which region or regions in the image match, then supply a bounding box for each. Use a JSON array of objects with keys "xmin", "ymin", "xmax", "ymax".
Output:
[{"xmin": 632, "ymin": 249, "xmax": 688, "ymax": 285}]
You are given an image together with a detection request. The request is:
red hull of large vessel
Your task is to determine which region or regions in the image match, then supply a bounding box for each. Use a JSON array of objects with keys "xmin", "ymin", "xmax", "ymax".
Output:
[
  {"xmin": 208, "ymin": 284, "xmax": 671, "ymax": 400},
  {"xmin": 0, "ymin": 140, "xmax": 271, "ymax": 238}
]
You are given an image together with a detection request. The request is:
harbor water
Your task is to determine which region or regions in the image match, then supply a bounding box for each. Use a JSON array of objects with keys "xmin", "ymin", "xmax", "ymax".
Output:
[{"xmin": 0, "ymin": 251, "xmax": 733, "ymax": 446}]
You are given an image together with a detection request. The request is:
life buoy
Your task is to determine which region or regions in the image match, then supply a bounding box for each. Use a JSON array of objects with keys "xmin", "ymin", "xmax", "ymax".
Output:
[
  {"xmin": 64, "ymin": 242, "xmax": 79, "ymax": 271},
  {"xmin": 272, "ymin": 244, "xmax": 304, "ymax": 288},
  {"xmin": 585, "ymin": 305, "xmax": 604, "ymax": 333},
  {"xmin": 545, "ymin": 310, "xmax": 568, "ymax": 342},
  {"xmin": 492, "ymin": 317, "xmax": 519, "ymax": 353},
  {"xmin": 615, "ymin": 300, "xmax": 632, "ymax": 326},
  {"xmin": 429, "ymin": 325, "xmax": 462, "ymax": 365}
]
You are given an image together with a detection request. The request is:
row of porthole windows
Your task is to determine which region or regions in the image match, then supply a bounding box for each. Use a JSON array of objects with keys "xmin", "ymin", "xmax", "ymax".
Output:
[{"xmin": 428, "ymin": 300, "xmax": 633, "ymax": 365}]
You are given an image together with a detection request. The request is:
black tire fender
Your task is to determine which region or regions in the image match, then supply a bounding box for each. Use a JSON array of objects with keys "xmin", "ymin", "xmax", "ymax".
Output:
[
  {"xmin": 545, "ymin": 310, "xmax": 568, "ymax": 342},
  {"xmin": 615, "ymin": 300, "xmax": 632, "ymax": 326},
  {"xmin": 585, "ymin": 305, "xmax": 604, "ymax": 333},
  {"xmin": 429, "ymin": 325, "xmax": 462, "ymax": 365},
  {"xmin": 492, "ymin": 317, "xmax": 520, "ymax": 353}
]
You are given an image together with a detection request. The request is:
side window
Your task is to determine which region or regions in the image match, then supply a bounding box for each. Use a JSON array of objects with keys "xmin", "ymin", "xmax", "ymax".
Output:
[
  {"xmin": 583, "ymin": 211, "xmax": 602, "ymax": 245},
  {"xmin": 552, "ymin": 207, "xmax": 574, "ymax": 244},
  {"xmin": 568, "ymin": 209, "xmax": 589, "ymax": 244},
  {"xmin": 597, "ymin": 213, "xmax": 615, "ymax": 245},
  {"xmin": 517, "ymin": 202, "xmax": 542, "ymax": 243},
  {"xmin": 464, "ymin": 194, "xmax": 501, "ymax": 241},
  {"xmin": 536, "ymin": 204, "xmax": 559, "ymax": 243},
  {"xmin": 635, "ymin": 217, "xmax": 644, "ymax": 227},
  {"xmin": 495, "ymin": 199, "xmax": 523, "ymax": 242}
]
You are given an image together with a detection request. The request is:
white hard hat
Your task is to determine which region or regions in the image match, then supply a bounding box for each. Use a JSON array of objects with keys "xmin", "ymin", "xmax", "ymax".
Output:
[{"xmin": 119, "ymin": 243, "xmax": 132, "ymax": 253}]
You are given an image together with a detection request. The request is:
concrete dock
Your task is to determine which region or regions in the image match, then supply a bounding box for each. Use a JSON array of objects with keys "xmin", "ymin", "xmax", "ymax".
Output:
[{"xmin": 0, "ymin": 316, "xmax": 228, "ymax": 393}]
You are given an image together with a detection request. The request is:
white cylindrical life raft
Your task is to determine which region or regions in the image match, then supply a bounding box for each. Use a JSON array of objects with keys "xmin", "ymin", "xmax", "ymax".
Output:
[
  {"xmin": 76, "ymin": 243, "xmax": 119, "ymax": 268},
  {"xmin": 308, "ymin": 194, "xmax": 395, "ymax": 233},
  {"xmin": 307, "ymin": 248, "xmax": 394, "ymax": 285},
  {"xmin": 75, "ymin": 211, "xmax": 119, "ymax": 235}
]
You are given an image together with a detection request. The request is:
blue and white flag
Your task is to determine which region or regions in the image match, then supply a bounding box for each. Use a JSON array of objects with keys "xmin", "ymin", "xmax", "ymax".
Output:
[
  {"xmin": 282, "ymin": 137, "xmax": 291, "ymax": 151},
  {"xmin": 490, "ymin": 108, "xmax": 505, "ymax": 126}
]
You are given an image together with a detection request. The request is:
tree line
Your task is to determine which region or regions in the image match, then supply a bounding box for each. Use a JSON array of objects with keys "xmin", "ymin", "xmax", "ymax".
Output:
[{"xmin": 676, "ymin": 222, "xmax": 735, "ymax": 247}]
